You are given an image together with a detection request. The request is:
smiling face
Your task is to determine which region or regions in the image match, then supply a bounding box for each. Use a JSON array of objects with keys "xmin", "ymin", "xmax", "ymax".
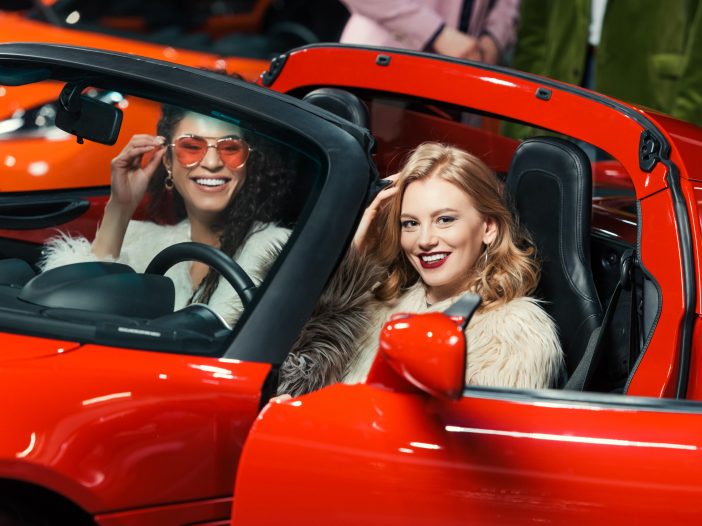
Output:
[
  {"xmin": 164, "ymin": 112, "xmax": 248, "ymax": 224},
  {"xmin": 400, "ymin": 175, "xmax": 497, "ymax": 304}
]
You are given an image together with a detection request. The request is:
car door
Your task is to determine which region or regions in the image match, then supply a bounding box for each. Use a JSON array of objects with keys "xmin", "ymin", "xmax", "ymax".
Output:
[{"xmin": 233, "ymin": 381, "xmax": 702, "ymax": 525}]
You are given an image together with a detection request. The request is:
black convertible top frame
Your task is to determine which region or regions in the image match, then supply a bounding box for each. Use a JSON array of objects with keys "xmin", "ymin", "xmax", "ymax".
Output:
[{"xmin": 0, "ymin": 42, "xmax": 377, "ymax": 366}]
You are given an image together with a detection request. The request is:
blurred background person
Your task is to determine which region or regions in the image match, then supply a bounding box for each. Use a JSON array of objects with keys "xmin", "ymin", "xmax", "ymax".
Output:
[
  {"xmin": 507, "ymin": 0, "xmax": 701, "ymax": 137},
  {"xmin": 339, "ymin": 0, "xmax": 520, "ymax": 65}
]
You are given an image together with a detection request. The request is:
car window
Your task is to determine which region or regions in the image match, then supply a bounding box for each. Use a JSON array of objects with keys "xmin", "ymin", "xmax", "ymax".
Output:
[
  {"xmin": 364, "ymin": 95, "xmax": 634, "ymax": 196},
  {"xmin": 0, "ymin": 76, "xmax": 323, "ymax": 357}
]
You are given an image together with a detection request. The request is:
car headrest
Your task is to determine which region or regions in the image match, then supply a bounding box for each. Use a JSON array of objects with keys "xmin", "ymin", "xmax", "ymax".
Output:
[
  {"xmin": 506, "ymin": 136, "xmax": 602, "ymax": 377},
  {"xmin": 302, "ymin": 88, "xmax": 369, "ymax": 128}
]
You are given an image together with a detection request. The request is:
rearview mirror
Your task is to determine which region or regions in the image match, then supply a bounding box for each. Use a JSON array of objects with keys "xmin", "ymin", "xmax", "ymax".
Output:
[
  {"xmin": 377, "ymin": 293, "xmax": 481, "ymax": 400},
  {"xmin": 55, "ymin": 82, "xmax": 122, "ymax": 145}
]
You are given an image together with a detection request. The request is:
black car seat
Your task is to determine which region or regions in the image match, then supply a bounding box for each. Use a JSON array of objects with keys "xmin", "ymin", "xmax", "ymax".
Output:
[
  {"xmin": 505, "ymin": 137, "xmax": 603, "ymax": 389},
  {"xmin": 302, "ymin": 88, "xmax": 370, "ymax": 129}
]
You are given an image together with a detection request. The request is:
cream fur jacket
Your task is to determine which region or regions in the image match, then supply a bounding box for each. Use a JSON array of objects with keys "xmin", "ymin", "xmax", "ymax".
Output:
[
  {"xmin": 39, "ymin": 220, "xmax": 290, "ymax": 325},
  {"xmin": 342, "ymin": 282, "xmax": 565, "ymax": 389},
  {"xmin": 278, "ymin": 251, "xmax": 565, "ymax": 396}
]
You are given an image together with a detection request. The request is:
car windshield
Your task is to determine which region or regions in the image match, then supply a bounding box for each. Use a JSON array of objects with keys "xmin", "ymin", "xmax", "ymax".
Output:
[{"xmin": 0, "ymin": 68, "xmax": 326, "ymax": 357}]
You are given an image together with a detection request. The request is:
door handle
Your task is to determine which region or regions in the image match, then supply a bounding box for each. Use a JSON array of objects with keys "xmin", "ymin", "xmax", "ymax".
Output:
[{"xmin": 0, "ymin": 199, "xmax": 90, "ymax": 229}]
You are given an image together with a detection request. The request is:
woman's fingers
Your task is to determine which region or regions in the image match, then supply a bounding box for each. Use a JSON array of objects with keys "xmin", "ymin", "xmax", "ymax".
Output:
[
  {"xmin": 109, "ymin": 135, "xmax": 167, "ymax": 210},
  {"xmin": 353, "ymin": 178, "xmax": 399, "ymax": 251},
  {"xmin": 112, "ymin": 146, "xmax": 154, "ymax": 173},
  {"xmin": 141, "ymin": 146, "xmax": 166, "ymax": 178},
  {"xmin": 374, "ymin": 173, "xmax": 399, "ymax": 202},
  {"xmin": 365, "ymin": 180, "xmax": 399, "ymax": 218},
  {"xmin": 116, "ymin": 135, "xmax": 163, "ymax": 160},
  {"xmin": 112, "ymin": 136, "xmax": 165, "ymax": 172},
  {"xmin": 373, "ymin": 180, "xmax": 399, "ymax": 208},
  {"xmin": 125, "ymin": 134, "xmax": 164, "ymax": 148}
]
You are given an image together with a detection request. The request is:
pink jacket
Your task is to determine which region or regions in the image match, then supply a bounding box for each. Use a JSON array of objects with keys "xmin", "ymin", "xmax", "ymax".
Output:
[{"xmin": 340, "ymin": 0, "xmax": 519, "ymax": 58}]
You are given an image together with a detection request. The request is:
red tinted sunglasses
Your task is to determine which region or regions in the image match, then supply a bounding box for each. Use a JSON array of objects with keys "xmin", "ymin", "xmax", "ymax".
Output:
[{"xmin": 169, "ymin": 134, "xmax": 252, "ymax": 170}]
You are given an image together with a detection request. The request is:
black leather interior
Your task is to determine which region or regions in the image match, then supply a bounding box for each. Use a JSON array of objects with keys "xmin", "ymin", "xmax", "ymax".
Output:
[
  {"xmin": 19, "ymin": 262, "xmax": 176, "ymax": 318},
  {"xmin": 506, "ymin": 137, "xmax": 603, "ymax": 381},
  {"xmin": 0, "ymin": 258, "xmax": 36, "ymax": 286},
  {"xmin": 302, "ymin": 88, "xmax": 369, "ymax": 128}
]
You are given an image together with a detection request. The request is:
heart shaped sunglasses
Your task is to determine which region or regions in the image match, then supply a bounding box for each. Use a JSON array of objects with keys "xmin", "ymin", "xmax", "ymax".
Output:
[{"xmin": 169, "ymin": 134, "xmax": 252, "ymax": 170}]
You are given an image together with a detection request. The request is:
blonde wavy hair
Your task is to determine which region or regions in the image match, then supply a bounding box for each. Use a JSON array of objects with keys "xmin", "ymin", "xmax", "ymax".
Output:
[{"xmin": 369, "ymin": 142, "xmax": 539, "ymax": 309}]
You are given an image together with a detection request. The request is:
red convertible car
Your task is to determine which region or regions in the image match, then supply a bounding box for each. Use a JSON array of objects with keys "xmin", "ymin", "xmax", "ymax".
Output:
[{"xmin": 0, "ymin": 42, "xmax": 701, "ymax": 526}]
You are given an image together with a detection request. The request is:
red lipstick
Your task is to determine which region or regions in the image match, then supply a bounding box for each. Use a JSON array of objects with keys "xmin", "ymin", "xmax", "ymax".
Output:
[{"xmin": 418, "ymin": 252, "xmax": 450, "ymax": 269}]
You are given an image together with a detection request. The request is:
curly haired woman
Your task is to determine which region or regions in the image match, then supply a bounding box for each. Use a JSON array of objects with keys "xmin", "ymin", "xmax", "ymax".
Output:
[{"xmin": 40, "ymin": 106, "xmax": 292, "ymax": 325}]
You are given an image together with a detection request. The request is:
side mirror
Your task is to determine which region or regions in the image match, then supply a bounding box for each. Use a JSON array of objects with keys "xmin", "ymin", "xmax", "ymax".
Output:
[
  {"xmin": 378, "ymin": 293, "xmax": 481, "ymax": 400},
  {"xmin": 55, "ymin": 82, "xmax": 123, "ymax": 145}
]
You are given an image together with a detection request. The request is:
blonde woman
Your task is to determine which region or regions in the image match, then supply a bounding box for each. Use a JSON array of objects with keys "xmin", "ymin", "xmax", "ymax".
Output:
[
  {"xmin": 275, "ymin": 142, "xmax": 563, "ymax": 397},
  {"xmin": 345, "ymin": 142, "xmax": 564, "ymax": 389}
]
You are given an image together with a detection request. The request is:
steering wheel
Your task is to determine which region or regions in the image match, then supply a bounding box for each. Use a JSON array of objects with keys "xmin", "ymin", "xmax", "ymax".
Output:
[{"xmin": 145, "ymin": 242, "xmax": 256, "ymax": 308}]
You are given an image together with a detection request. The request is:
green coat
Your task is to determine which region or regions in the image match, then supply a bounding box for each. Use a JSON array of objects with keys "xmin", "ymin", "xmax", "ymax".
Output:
[{"xmin": 506, "ymin": 0, "xmax": 701, "ymax": 135}]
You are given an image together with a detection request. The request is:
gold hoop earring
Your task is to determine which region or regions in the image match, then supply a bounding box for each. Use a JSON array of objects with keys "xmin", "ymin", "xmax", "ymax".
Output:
[{"xmin": 165, "ymin": 172, "xmax": 174, "ymax": 190}]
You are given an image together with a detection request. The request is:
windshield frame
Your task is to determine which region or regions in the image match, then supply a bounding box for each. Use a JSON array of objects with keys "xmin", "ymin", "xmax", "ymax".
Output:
[{"xmin": 0, "ymin": 43, "xmax": 376, "ymax": 364}]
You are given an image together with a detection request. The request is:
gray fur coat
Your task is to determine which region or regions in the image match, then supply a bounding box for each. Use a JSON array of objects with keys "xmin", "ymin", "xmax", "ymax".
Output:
[{"xmin": 277, "ymin": 248, "xmax": 385, "ymax": 396}]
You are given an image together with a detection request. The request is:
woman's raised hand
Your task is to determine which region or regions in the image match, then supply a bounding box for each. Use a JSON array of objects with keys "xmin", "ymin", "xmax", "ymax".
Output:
[
  {"xmin": 92, "ymin": 135, "xmax": 166, "ymax": 259},
  {"xmin": 109, "ymin": 134, "xmax": 166, "ymax": 214},
  {"xmin": 353, "ymin": 173, "xmax": 399, "ymax": 252}
]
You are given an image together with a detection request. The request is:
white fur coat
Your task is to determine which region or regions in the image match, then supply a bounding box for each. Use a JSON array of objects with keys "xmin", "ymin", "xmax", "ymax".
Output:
[
  {"xmin": 343, "ymin": 282, "xmax": 565, "ymax": 389},
  {"xmin": 40, "ymin": 220, "xmax": 290, "ymax": 325}
]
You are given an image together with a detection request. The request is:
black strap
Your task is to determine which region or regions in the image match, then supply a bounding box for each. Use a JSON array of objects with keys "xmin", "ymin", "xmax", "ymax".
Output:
[
  {"xmin": 628, "ymin": 259, "xmax": 642, "ymax": 371},
  {"xmin": 565, "ymin": 249, "xmax": 635, "ymax": 390},
  {"xmin": 459, "ymin": 0, "xmax": 475, "ymax": 33}
]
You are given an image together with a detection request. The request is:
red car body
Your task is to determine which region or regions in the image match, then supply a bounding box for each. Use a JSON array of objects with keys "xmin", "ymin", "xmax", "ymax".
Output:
[
  {"xmin": 2, "ymin": 335, "xmax": 269, "ymax": 524},
  {"xmin": 0, "ymin": 9, "xmax": 270, "ymax": 76},
  {"xmin": 0, "ymin": 42, "xmax": 701, "ymax": 526}
]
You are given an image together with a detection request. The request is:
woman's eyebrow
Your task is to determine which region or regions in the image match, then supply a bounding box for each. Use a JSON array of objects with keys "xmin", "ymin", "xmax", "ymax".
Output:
[
  {"xmin": 432, "ymin": 208, "xmax": 459, "ymax": 216},
  {"xmin": 401, "ymin": 208, "xmax": 459, "ymax": 218}
]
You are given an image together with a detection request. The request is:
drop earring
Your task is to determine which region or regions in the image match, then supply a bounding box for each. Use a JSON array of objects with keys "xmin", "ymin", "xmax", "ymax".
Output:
[{"xmin": 165, "ymin": 169, "xmax": 174, "ymax": 190}]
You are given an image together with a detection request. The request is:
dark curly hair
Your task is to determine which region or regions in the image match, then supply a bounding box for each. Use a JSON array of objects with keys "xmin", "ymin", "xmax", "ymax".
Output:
[{"xmin": 147, "ymin": 104, "xmax": 295, "ymax": 304}]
